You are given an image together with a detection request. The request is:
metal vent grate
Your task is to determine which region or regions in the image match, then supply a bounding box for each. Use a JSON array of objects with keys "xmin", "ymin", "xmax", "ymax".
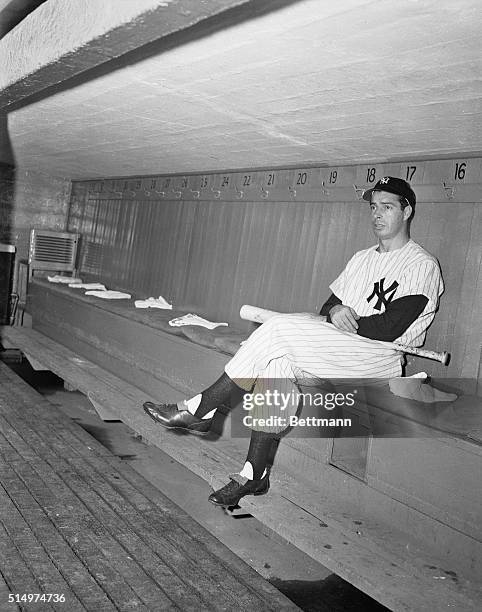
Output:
[{"xmin": 29, "ymin": 229, "xmax": 79, "ymax": 272}]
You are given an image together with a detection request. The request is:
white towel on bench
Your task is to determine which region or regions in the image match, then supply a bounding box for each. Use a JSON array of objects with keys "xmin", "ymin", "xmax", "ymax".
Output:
[
  {"xmin": 135, "ymin": 296, "xmax": 172, "ymax": 309},
  {"xmin": 69, "ymin": 283, "xmax": 107, "ymax": 290},
  {"xmin": 48, "ymin": 275, "xmax": 82, "ymax": 284},
  {"xmin": 169, "ymin": 313, "xmax": 228, "ymax": 330},
  {"xmin": 85, "ymin": 290, "xmax": 131, "ymax": 299}
]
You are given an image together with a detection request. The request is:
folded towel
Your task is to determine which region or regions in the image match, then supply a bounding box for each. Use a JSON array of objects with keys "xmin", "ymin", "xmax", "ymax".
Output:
[
  {"xmin": 69, "ymin": 283, "xmax": 107, "ymax": 290},
  {"xmin": 135, "ymin": 295, "xmax": 173, "ymax": 309},
  {"xmin": 48, "ymin": 275, "xmax": 82, "ymax": 284},
  {"xmin": 85, "ymin": 290, "xmax": 131, "ymax": 299},
  {"xmin": 169, "ymin": 313, "xmax": 228, "ymax": 330},
  {"xmin": 389, "ymin": 372, "xmax": 458, "ymax": 403}
]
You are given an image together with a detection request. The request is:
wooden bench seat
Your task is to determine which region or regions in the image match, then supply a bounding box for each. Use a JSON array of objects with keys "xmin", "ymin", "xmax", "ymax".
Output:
[
  {"xmin": 13, "ymin": 279, "xmax": 482, "ymax": 571},
  {"xmin": 2, "ymin": 325, "xmax": 481, "ymax": 612}
]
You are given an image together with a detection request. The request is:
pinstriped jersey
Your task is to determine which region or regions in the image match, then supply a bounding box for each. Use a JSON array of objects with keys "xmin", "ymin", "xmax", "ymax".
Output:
[{"xmin": 330, "ymin": 239, "xmax": 443, "ymax": 347}]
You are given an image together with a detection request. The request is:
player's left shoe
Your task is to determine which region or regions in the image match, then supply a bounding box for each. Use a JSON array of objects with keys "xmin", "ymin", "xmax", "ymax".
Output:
[
  {"xmin": 208, "ymin": 474, "xmax": 270, "ymax": 507},
  {"xmin": 143, "ymin": 402, "xmax": 213, "ymax": 435}
]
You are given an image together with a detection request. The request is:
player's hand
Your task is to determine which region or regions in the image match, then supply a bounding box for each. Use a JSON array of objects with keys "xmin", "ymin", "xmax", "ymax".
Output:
[{"xmin": 329, "ymin": 305, "xmax": 359, "ymax": 333}]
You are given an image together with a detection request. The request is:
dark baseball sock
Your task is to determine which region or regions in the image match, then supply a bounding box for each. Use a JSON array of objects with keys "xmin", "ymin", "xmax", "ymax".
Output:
[
  {"xmin": 242, "ymin": 430, "xmax": 279, "ymax": 480},
  {"xmin": 183, "ymin": 372, "xmax": 242, "ymax": 419}
]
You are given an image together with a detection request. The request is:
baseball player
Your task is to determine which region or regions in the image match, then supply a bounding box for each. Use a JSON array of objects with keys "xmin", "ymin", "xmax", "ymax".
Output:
[{"xmin": 144, "ymin": 177, "xmax": 444, "ymax": 507}]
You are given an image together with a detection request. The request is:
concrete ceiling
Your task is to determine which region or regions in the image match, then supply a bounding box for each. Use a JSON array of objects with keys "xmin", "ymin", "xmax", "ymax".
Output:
[{"xmin": 4, "ymin": 0, "xmax": 482, "ymax": 179}]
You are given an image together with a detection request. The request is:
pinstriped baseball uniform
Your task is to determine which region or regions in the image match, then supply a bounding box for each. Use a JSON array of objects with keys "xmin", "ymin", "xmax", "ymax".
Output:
[
  {"xmin": 224, "ymin": 239, "xmax": 443, "ymax": 432},
  {"xmin": 330, "ymin": 239, "xmax": 443, "ymax": 347}
]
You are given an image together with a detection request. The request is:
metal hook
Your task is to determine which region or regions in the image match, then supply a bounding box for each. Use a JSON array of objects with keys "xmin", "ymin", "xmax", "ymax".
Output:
[
  {"xmin": 234, "ymin": 185, "xmax": 244, "ymax": 199},
  {"xmin": 288, "ymin": 185, "xmax": 297, "ymax": 198},
  {"xmin": 353, "ymin": 184, "xmax": 365, "ymax": 201},
  {"xmin": 442, "ymin": 181, "xmax": 455, "ymax": 200},
  {"xmin": 320, "ymin": 180, "xmax": 329, "ymax": 196},
  {"xmin": 154, "ymin": 190, "xmax": 166, "ymax": 197},
  {"xmin": 260, "ymin": 187, "xmax": 269, "ymax": 199},
  {"xmin": 211, "ymin": 187, "xmax": 221, "ymax": 199},
  {"xmin": 172, "ymin": 190, "xmax": 182, "ymax": 199},
  {"xmin": 190, "ymin": 190, "xmax": 200, "ymax": 199}
]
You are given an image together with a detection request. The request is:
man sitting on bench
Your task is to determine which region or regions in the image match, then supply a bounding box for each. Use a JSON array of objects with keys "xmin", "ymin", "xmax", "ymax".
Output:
[{"xmin": 144, "ymin": 177, "xmax": 444, "ymax": 507}]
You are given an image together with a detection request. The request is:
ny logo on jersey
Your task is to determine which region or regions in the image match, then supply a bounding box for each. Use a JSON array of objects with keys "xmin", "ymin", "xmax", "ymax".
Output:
[{"xmin": 366, "ymin": 278, "xmax": 399, "ymax": 310}]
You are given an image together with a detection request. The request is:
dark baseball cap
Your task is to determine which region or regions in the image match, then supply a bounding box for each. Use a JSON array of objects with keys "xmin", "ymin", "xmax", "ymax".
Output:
[{"xmin": 363, "ymin": 176, "xmax": 416, "ymax": 207}]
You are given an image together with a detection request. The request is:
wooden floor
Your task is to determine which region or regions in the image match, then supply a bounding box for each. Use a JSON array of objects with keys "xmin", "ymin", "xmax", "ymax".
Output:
[{"xmin": 0, "ymin": 361, "xmax": 299, "ymax": 612}]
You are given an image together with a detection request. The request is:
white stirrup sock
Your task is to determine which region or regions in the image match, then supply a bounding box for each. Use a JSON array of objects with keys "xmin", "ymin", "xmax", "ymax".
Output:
[
  {"xmin": 238, "ymin": 461, "xmax": 267, "ymax": 481},
  {"xmin": 179, "ymin": 394, "xmax": 216, "ymax": 419}
]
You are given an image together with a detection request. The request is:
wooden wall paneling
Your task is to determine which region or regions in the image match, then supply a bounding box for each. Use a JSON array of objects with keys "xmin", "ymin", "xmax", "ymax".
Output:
[
  {"xmin": 248, "ymin": 200, "xmax": 275, "ymax": 312},
  {"xmin": 155, "ymin": 199, "xmax": 179, "ymax": 298},
  {"xmin": 173, "ymin": 200, "xmax": 197, "ymax": 305},
  {"xmin": 212, "ymin": 201, "xmax": 241, "ymax": 322},
  {"xmin": 246, "ymin": 201, "xmax": 281, "ymax": 320},
  {"xmin": 146, "ymin": 199, "xmax": 163, "ymax": 296},
  {"xmin": 103, "ymin": 199, "xmax": 116, "ymax": 277},
  {"xmin": 89, "ymin": 197, "xmax": 103, "ymax": 276},
  {"xmin": 230, "ymin": 201, "xmax": 265, "ymax": 326},
  {"xmin": 66, "ymin": 162, "xmax": 481, "ymax": 382},
  {"xmin": 306, "ymin": 202, "xmax": 335, "ymax": 308},
  {"xmin": 187, "ymin": 199, "xmax": 214, "ymax": 310},
  {"xmin": 120, "ymin": 199, "xmax": 138, "ymax": 289},
  {"xmin": 151, "ymin": 198, "xmax": 171, "ymax": 296},
  {"xmin": 322, "ymin": 202, "xmax": 353, "ymax": 295},
  {"xmin": 226, "ymin": 201, "xmax": 255, "ymax": 323},
  {"xmin": 285, "ymin": 202, "xmax": 310, "ymax": 310},
  {"xmin": 186, "ymin": 199, "xmax": 217, "ymax": 309},
  {"xmin": 260, "ymin": 201, "xmax": 291, "ymax": 312},
  {"xmin": 116, "ymin": 199, "xmax": 133, "ymax": 288},
  {"xmin": 267, "ymin": 201, "xmax": 299, "ymax": 310},
  {"xmin": 291, "ymin": 202, "xmax": 321, "ymax": 311},
  {"xmin": 189, "ymin": 200, "xmax": 216, "ymax": 313},
  {"xmin": 438, "ymin": 203, "xmax": 475, "ymax": 381},
  {"xmin": 455, "ymin": 203, "xmax": 481, "ymax": 382},
  {"xmin": 420, "ymin": 202, "xmax": 451, "ymax": 367},
  {"xmin": 135, "ymin": 198, "xmax": 154, "ymax": 294},
  {"xmin": 149, "ymin": 199, "xmax": 168, "ymax": 296},
  {"xmin": 120, "ymin": 199, "xmax": 138, "ymax": 290},
  {"xmin": 148, "ymin": 198, "xmax": 168, "ymax": 297},
  {"xmin": 204, "ymin": 200, "xmax": 230, "ymax": 316},
  {"xmin": 408, "ymin": 202, "xmax": 457, "ymax": 378}
]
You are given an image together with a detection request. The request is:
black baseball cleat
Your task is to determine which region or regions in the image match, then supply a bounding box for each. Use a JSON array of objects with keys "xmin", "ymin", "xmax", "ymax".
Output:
[
  {"xmin": 208, "ymin": 474, "xmax": 270, "ymax": 507},
  {"xmin": 143, "ymin": 402, "xmax": 213, "ymax": 435}
]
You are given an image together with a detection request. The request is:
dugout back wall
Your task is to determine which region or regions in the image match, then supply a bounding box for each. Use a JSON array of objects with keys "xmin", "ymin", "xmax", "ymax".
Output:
[{"xmin": 67, "ymin": 159, "xmax": 482, "ymax": 389}]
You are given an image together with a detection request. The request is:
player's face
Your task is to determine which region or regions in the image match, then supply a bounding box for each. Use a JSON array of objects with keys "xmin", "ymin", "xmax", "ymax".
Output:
[{"xmin": 369, "ymin": 191, "xmax": 411, "ymax": 240}]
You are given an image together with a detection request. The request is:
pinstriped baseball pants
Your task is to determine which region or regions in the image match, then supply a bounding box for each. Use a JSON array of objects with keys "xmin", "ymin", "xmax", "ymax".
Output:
[{"xmin": 224, "ymin": 314, "xmax": 402, "ymax": 433}]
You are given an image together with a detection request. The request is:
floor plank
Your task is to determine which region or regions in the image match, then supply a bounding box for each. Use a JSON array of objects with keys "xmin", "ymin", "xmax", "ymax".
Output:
[{"xmin": 0, "ymin": 361, "xmax": 299, "ymax": 612}]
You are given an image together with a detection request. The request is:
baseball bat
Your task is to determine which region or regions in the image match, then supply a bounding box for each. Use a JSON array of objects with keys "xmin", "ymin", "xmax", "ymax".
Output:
[{"xmin": 239, "ymin": 304, "xmax": 450, "ymax": 365}]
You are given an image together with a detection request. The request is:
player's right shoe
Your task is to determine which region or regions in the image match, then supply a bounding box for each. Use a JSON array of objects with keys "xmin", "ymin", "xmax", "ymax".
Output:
[{"xmin": 143, "ymin": 402, "xmax": 213, "ymax": 435}]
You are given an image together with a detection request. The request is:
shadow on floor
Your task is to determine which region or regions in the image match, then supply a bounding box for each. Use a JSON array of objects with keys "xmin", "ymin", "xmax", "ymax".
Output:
[{"xmin": 270, "ymin": 576, "xmax": 388, "ymax": 612}]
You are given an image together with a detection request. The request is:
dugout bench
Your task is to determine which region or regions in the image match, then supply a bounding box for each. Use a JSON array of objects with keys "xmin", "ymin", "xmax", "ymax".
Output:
[{"xmin": 1, "ymin": 277, "xmax": 481, "ymax": 612}]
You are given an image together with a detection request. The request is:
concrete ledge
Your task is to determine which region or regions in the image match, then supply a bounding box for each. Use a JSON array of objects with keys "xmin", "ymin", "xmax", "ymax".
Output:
[{"xmin": 0, "ymin": 0, "xmax": 253, "ymax": 109}]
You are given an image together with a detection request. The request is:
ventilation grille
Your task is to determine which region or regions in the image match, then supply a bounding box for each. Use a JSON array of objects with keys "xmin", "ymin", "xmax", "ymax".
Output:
[{"xmin": 29, "ymin": 229, "xmax": 79, "ymax": 272}]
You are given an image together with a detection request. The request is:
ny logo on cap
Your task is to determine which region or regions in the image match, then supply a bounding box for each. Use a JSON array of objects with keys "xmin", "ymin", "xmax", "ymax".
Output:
[{"xmin": 379, "ymin": 177, "xmax": 390, "ymax": 184}]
